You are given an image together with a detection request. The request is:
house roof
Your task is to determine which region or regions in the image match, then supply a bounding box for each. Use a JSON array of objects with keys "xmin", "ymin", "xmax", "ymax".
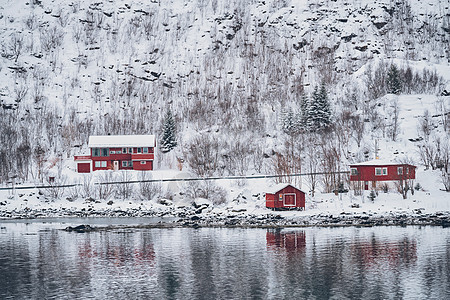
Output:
[
  {"xmin": 350, "ymin": 159, "xmax": 415, "ymax": 167},
  {"xmin": 266, "ymin": 183, "xmax": 303, "ymax": 194},
  {"xmin": 88, "ymin": 135, "xmax": 156, "ymax": 148}
]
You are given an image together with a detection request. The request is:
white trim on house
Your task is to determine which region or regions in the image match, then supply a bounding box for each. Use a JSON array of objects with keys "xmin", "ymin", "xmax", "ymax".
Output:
[{"xmin": 283, "ymin": 193, "xmax": 297, "ymax": 207}]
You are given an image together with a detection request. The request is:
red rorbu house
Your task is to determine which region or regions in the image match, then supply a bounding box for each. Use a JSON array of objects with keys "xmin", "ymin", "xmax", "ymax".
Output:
[
  {"xmin": 74, "ymin": 135, "xmax": 156, "ymax": 173},
  {"xmin": 349, "ymin": 159, "xmax": 416, "ymax": 191},
  {"xmin": 266, "ymin": 184, "xmax": 306, "ymax": 211}
]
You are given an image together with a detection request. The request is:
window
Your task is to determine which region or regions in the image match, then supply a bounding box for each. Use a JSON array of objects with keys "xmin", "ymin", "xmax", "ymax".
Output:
[
  {"xmin": 143, "ymin": 147, "xmax": 148, "ymax": 153},
  {"xmin": 375, "ymin": 168, "xmax": 382, "ymax": 176},
  {"xmin": 110, "ymin": 151, "xmax": 116, "ymax": 154},
  {"xmin": 129, "ymin": 148, "xmax": 133, "ymax": 154},
  {"xmin": 123, "ymin": 148, "xmax": 127, "ymax": 154},
  {"xmin": 351, "ymin": 168, "xmax": 358, "ymax": 176},
  {"xmin": 137, "ymin": 147, "xmax": 142, "ymax": 153},
  {"xmin": 382, "ymin": 167, "xmax": 387, "ymax": 175},
  {"xmin": 101, "ymin": 148, "xmax": 109, "ymax": 157},
  {"xmin": 397, "ymin": 167, "xmax": 403, "ymax": 175},
  {"xmin": 129, "ymin": 161, "xmax": 133, "ymax": 167},
  {"xmin": 93, "ymin": 148, "xmax": 100, "ymax": 157},
  {"xmin": 95, "ymin": 161, "xmax": 107, "ymax": 168},
  {"xmin": 122, "ymin": 161, "xmax": 127, "ymax": 167},
  {"xmin": 116, "ymin": 150, "xmax": 121, "ymax": 154},
  {"xmin": 406, "ymin": 168, "xmax": 409, "ymax": 174},
  {"xmin": 140, "ymin": 161, "xmax": 146, "ymax": 164}
]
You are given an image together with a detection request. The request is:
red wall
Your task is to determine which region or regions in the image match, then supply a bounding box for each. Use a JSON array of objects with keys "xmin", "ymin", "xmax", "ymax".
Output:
[
  {"xmin": 77, "ymin": 162, "xmax": 90, "ymax": 173},
  {"xmin": 133, "ymin": 160, "xmax": 153, "ymax": 171},
  {"xmin": 88, "ymin": 147, "xmax": 154, "ymax": 171},
  {"xmin": 350, "ymin": 164, "xmax": 416, "ymax": 182}
]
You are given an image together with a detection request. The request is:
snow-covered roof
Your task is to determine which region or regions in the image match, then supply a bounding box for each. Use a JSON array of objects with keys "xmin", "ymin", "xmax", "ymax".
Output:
[
  {"xmin": 88, "ymin": 135, "xmax": 156, "ymax": 148},
  {"xmin": 350, "ymin": 159, "xmax": 414, "ymax": 167},
  {"xmin": 266, "ymin": 183, "xmax": 303, "ymax": 194}
]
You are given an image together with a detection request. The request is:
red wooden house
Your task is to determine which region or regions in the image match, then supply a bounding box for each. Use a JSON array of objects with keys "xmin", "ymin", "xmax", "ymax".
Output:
[
  {"xmin": 266, "ymin": 184, "xmax": 306, "ymax": 210},
  {"xmin": 74, "ymin": 135, "xmax": 156, "ymax": 173},
  {"xmin": 349, "ymin": 159, "xmax": 416, "ymax": 191}
]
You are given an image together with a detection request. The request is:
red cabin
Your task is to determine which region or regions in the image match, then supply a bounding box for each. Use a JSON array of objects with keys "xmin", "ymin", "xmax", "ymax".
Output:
[
  {"xmin": 265, "ymin": 184, "xmax": 306, "ymax": 210},
  {"xmin": 349, "ymin": 159, "xmax": 416, "ymax": 191},
  {"xmin": 74, "ymin": 135, "xmax": 156, "ymax": 173}
]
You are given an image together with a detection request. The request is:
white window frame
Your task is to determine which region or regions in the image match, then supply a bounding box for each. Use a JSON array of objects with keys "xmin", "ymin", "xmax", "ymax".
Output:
[
  {"xmin": 143, "ymin": 147, "xmax": 148, "ymax": 153},
  {"xmin": 122, "ymin": 148, "xmax": 127, "ymax": 154},
  {"xmin": 95, "ymin": 161, "xmax": 101, "ymax": 168},
  {"xmin": 382, "ymin": 167, "xmax": 387, "ymax": 175},
  {"xmin": 122, "ymin": 161, "xmax": 127, "ymax": 167},
  {"xmin": 110, "ymin": 151, "xmax": 115, "ymax": 154},
  {"xmin": 93, "ymin": 148, "xmax": 100, "ymax": 157},
  {"xmin": 137, "ymin": 147, "xmax": 142, "ymax": 153},
  {"xmin": 375, "ymin": 168, "xmax": 382, "ymax": 176},
  {"xmin": 129, "ymin": 148, "xmax": 133, "ymax": 154},
  {"xmin": 140, "ymin": 161, "xmax": 146, "ymax": 165},
  {"xmin": 101, "ymin": 161, "xmax": 107, "ymax": 168},
  {"xmin": 397, "ymin": 167, "xmax": 403, "ymax": 175},
  {"xmin": 283, "ymin": 193, "xmax": 297, "ymax": 207},
  {"xmin": 351, "ymin": 168, "xmax": 358, "ymax": 176}
]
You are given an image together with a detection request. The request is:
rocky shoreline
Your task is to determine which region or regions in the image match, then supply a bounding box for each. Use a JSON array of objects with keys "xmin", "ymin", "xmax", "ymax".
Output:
[{"xmin": 1, "ymin": 207, "xmax": 450, "ymax": 228}]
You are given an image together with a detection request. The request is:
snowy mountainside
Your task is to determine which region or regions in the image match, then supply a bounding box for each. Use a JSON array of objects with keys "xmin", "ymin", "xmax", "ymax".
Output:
[{"xmin": 0, "ymin": 0, "xmax": 449, "ymax": 198}]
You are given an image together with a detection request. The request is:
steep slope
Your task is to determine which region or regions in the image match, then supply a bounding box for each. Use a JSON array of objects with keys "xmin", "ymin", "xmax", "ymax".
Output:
[{"xmin": 0, "ymin": 0, "xmax": 448, "ymax": 192}]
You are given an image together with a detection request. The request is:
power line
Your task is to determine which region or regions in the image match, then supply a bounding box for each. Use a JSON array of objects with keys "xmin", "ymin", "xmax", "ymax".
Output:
[{"xmin": 0, "ymin": 171, "xmax": 350, "ymax": 190}]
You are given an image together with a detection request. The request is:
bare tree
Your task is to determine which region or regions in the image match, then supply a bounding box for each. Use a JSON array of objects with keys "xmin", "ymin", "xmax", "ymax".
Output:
[
  {"xmin": 9, "ymin": 33, "xmax": 24, "ymax": 62},
  {"xmin": 418, "ymin": 109, "xmax": 433, "ymax": 141},
  {"xmin": 138, "ymin": 171, "xmax": 162, "ymax": 200},
  {"xmin": 116, "ymin": 171, "xmax": 133, "ymax": 199},
  {"xmin": 39, "ymin": 25, "xmax": 65, "ymax": 52},
  {"xmin": 386, "ymin": 97, "xmax": 400, "ymax": 141},
  {"xmin": 96, "ymin": 172, "xmax": 116, "ymax": 200},
  {"xmin": 43, "ymin": 175, "xmax": 67, "ymax": 200},
  {"xmin": 305, "ymin": 142, "xmax": 319, "ymax": 197},
  {"xmin": 184, "ymin": 135, "xmax": 220, "ymax": 177}
]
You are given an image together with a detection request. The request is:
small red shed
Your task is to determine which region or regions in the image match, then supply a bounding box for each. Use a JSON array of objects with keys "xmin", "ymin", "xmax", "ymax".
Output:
[{"xmin": 266, "ymin": 183, "xmax": 306, "ymax": 211}]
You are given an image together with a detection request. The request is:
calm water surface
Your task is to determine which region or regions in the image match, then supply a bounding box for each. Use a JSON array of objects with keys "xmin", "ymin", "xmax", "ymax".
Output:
[{"xmin": 0, "ymin": 219, "xmax": 449, "ymax": 299}]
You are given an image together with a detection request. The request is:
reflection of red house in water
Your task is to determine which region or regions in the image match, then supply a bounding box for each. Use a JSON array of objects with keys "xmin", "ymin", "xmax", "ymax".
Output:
[
  {"xmin": 74, "ymin": 135, "xmax": 156, "ymax": 173},
  {"xmin": 265, "ymin": 184, "xmax": 306, "ymax": 210},
  {"xmin": 266, "ymin": 229, "xmax": 306, "ymax": 252},
  {"xmin": 354, "ymin": 238, "xmax": 417, "ymax": 267},
  {"xmin": 78, "ymin": 241, "xmax": 156, "ymax": 267}
]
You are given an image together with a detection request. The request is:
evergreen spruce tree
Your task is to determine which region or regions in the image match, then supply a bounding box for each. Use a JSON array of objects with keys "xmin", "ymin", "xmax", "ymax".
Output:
[
  {"xmin": 161, "ymin": 108, "xmax": 177, "ymax": 153},
  {"xmin": 281, "ymin": 108, "xmax": 295, "ymax": 135},
  {"xmin": 386, "ymin": 64, "xmax": 402, "ymax": 95},
  {"xmin": 307, "ymin": 83, "xmax": 331, "ymax": 131},
  {"xmin": 299, "ymin": 94, "xmax": 309, "ymax": 128}
]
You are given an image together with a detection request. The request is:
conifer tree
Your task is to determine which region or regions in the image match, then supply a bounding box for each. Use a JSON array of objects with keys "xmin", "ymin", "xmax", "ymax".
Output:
[
  {"xmin": 307, "ymin": 83, "xmax": 331, "ymax": 131},
  {"xmin": 281, "ymin": 108, "xmax": 296, "ymax": 135},
  {"xmin": 386, "ymin": 64, "xmax": 402, "ymax": 95},
  {"xmin": 299, "ymin": 94, "xmax": 309, "ymax": 128},
  {"xmin": 161, "ymin": 108, "xmax": 177, "ymax": 153}
]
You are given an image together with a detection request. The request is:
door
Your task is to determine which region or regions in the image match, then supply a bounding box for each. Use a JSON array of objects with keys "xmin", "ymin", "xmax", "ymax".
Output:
[
  {"xmin": 364, "ymin": 181, "xmax": 369, "ymax": 190},
  {"xmin": 284, "ymin": 194, "xmax": 296, "ymax": 207},
  {"xmin": 113, "ymin": 161, "xmax": 119, "ymax": 171}
]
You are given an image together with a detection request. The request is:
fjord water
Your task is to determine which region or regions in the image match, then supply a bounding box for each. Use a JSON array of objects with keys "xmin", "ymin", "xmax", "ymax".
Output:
[{"xmin": 0, "ymin": 220, "xmax": 449, "ymax": 300}]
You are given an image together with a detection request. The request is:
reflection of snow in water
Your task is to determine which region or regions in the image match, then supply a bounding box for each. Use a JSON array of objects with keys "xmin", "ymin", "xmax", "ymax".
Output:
[{"xmin": 0, "ymin": 223, "xmax": 449, "ymax": 299}]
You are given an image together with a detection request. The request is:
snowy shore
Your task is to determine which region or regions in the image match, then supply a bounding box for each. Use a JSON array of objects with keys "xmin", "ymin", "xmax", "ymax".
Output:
[{"xmin": 2, "ymin": 204, "xmax": 450, "ymax": 228}]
